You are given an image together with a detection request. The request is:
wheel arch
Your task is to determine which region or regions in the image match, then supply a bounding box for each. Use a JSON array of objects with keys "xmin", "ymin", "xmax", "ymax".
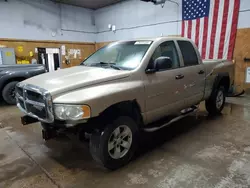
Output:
[
  {"xmin": 99, "ymin": 100, "xmax": 144, "ymax": 128},
  {"xmin": 0, "ymin": 76, "xmax": 27, "ymax": 95},
  {"xmin": 213, "ymin": 73, "xmax": 230, "ymax": 93}
]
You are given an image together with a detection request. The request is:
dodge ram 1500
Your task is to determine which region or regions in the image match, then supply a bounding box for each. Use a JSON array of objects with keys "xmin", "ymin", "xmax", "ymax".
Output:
[{"xmin": 16, "ymin": 37, "xmax": 234, "ymax": 169}]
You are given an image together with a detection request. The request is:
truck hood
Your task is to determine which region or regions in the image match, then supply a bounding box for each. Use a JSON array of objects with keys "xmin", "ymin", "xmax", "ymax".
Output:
[{"xmin": 22, "ymin": 66, "xmax": 130, "ymax": 96}]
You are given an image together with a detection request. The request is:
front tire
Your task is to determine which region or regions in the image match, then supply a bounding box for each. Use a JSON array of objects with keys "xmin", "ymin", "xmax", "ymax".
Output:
[
  {"xmin": 205, "ymin": 86, "xmax": 226, "ymax": 115},
  {"xmin": 89, "ymin": 116, "xmax": 138, "ymax": 170},
  {"xmin": 2, "ymin": 81, "xmax": 19, "ymax": 105}
]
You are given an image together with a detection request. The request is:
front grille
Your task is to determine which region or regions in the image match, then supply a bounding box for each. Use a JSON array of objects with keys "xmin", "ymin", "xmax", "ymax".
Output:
[
  {"xmin": 16, "ymin": 84, "xmax": 54, "ymax": 123},
  {"xmin": 26, "ymin": 103, "xmax": 47, "ymax": 119},
  {"xmin": 26, "ymin": 90, "xmax": 44, "ymax": 103}
]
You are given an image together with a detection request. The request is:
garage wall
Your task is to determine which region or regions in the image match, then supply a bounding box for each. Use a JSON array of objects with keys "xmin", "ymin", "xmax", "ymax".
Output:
[
  {"xmin": 233, "ymin": 0, "xmax": 250, "ymax": 91},
  {"xmin": 95, "ymin": 0, "xmax": 181, "ymax": 42},
  {"xmin": 0, "ymin": 39, "xmax": 96, "ymax": 68},
  {"xmin": 0, "ymin": 0, "xmax": 97, "ymax": 42}
]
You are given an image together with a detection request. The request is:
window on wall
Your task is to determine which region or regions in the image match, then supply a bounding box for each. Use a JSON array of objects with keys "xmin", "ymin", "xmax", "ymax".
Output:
[{"xmin": 177, "ymin": 41, "xmax": 199, "ymax": 66}]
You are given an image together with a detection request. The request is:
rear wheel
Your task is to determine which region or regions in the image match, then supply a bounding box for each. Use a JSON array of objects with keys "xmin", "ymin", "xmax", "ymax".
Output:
[
  {"xmin": 205, "ymin": 86, "xmax": 226, "ymax": 115},
  {"xmin": 89, "ymin": 116, "xmax": 138, "ymax": 170},
  {"xmin": 2, "ymin": 81, "xmax": 19, "ymax": 105}
]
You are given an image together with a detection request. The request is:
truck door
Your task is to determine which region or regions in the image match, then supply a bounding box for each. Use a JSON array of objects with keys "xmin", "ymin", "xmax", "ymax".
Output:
[
  {"xmin": 144, "ymin": 41, "xmax": 187, "ymax": 123},
  {"xmin": 177, "ymin": 40, "xmax": 206, "ymax": 107}
]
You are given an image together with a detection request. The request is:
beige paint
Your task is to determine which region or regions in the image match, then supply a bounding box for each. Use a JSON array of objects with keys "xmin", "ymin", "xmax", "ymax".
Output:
[{"xmin": 21, "ymin": 37, "xmax": 234, "ymax": 125}]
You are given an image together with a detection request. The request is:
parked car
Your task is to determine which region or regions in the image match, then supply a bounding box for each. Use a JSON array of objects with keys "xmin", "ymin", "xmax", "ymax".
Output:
[
  {"xmin": 0, "ymin": 64, "xmax": 45, "ymax": 104},
  {"xmin": 16, "ymin": 37, "xmax": 234, "ymax": 170}
]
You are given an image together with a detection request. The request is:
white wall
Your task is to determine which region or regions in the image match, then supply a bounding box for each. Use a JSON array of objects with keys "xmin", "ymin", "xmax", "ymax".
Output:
[
  {"xmin": 1, "ymin": 0, "xmax": 249, "ymax": 43},
  {"xmin": 0, "ymin": 0, "xmax": 97, "ymax": 42},
  {"xmin": 94, "ymin": 0, "xmax": 250, "ymax": 42},
  {"xmin": 238, "ymin": 0, "xmax": 250, "ymax": 29},
  {"xmin": 95, "ymin": 0, "xmax": 181, "ymax": 42}
]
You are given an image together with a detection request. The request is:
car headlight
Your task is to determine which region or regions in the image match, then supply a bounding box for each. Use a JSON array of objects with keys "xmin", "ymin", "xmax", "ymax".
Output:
[{"xmin": 54, "ymin": 104, "xmax": 91, "ymax": 120}]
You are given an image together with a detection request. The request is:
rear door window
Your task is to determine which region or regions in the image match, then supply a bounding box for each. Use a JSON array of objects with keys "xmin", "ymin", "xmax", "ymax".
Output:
[{"xmin": 177, "ymin": 41, "xmax": 199, "ymax": 66}]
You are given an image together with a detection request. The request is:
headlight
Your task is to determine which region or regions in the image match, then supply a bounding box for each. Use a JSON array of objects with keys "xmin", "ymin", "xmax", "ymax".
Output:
[{"xmin": 54, "ymin": 104, "xmax": 91, "ymax": 120}]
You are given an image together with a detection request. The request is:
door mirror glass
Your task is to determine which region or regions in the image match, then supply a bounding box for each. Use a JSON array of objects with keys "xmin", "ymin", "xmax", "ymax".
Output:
[{"xmin": 154, "ymin": 57, "xmax": 173, "ymax": 71}]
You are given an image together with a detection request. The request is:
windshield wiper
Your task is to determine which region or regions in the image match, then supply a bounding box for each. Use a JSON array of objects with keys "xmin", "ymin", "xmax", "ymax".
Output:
[
  {"xmin": 99, "ymin": 62, "xmax": 122, "ymax": 70},
  {"xmin": 110, "ymin": 64, "xmax": 122, "ymax": 70}
]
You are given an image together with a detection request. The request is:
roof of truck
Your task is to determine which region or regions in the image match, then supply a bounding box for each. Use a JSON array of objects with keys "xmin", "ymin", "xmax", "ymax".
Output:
[{"xmin": 115, "ymin": 36, "xmax": 191, "ymax": 43}]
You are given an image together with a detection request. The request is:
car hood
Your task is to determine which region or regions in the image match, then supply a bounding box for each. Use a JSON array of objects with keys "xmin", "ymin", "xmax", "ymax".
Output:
[{"xmin": 22, "ymin": 66, "xmax": 130, "ymax": 96}]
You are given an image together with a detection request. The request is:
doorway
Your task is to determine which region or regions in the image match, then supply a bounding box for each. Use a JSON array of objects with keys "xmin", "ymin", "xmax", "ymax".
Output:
[{"xmin": 37, "ymin": 48, "xmax": 60, "ymax": 72}]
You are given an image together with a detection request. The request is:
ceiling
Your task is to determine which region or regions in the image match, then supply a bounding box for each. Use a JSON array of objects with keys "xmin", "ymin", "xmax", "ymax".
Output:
[{"xmin": 53, "ymin": 0, "xmax": 122, "ymax": 9}]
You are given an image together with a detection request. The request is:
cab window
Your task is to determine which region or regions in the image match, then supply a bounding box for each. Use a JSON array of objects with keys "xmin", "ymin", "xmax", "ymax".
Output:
[
  {"xmin": 177, "ymin": 41, "xmax": 199, "ymax": 66},
  {"xmin": 148, "ymin": 41, "xmax": 180, "ymax": 70}
]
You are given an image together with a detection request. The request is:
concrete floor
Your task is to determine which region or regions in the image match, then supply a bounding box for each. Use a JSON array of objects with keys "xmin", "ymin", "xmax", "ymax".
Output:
[{"xmin": 1, "ymin": 97, "xmax": 250, "ymax": 188}]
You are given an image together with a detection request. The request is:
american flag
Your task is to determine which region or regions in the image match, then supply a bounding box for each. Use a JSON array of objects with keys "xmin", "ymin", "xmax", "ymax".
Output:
[{"xmin": 181, "ymin": 0, "xmax": 240, "ymax": 60}]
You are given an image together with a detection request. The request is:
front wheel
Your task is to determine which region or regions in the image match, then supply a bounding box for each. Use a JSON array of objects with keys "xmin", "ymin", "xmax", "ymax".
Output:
[
  {"xmin": 89, "ymin": 116, "xmax": 138, "ymax": 170},
  {"xmin": 205, "ymin": 86, "xmax": 226, "ymax": 115}
]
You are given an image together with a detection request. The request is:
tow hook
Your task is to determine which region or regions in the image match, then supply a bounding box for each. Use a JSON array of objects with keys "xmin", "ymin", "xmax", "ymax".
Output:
[{"xmin": 21, "ymin": 115, "xmax": 39, "ymax": 125}]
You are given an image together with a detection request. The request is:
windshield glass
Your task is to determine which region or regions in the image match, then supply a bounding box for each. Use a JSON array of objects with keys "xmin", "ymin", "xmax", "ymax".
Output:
[{"xmin": 81, "ymin": 41, "xmax": 152, "ymax": 70}]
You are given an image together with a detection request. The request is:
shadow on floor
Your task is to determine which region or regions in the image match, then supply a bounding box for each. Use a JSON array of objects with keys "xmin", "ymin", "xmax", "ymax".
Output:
[{"xmin": 43, "ymin": 113, "xmax": 224, "ymax": 172}]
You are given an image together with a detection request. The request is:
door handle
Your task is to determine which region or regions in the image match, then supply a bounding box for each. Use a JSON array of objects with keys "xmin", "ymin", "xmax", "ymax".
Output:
[
  {"xmin": 175, "ymin": 74, "xmax": 184, "ymax": 80},
  {"xmin": 198, "ymin": 70, "xmax": 205, "ymax": 74}
]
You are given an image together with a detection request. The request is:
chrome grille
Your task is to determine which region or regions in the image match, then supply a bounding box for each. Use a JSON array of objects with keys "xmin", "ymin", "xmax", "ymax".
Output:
[
  {"xmin": 16, "ymin": 84, "xmax": 54, "ymax": 123},
  {"xmin": 26, "ymin": 90, "xmax": 44, "ymax": 103}
]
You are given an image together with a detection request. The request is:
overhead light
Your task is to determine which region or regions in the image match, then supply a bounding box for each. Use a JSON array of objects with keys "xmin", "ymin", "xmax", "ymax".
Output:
[
  {"xmin": 141, "ymin": 0, "xmax": 166, "ymax": 5},
  {"xmin": 140, "ymin": 0, "xmax": 167, "ymax": 7}
]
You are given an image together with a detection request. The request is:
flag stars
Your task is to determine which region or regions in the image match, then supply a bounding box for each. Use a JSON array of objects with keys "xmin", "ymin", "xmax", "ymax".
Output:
[{"xmin": 183, "ymin": 0, "xmax": 209, "ymax": 20}]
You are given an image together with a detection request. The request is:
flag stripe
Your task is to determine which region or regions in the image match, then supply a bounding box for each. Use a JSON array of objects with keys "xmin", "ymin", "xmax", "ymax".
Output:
[
  {"xmin": 187, "ymin": 20, "xmax": 192, "ymax": 39},
  {"xmin": 184, "ymin": 21, "xmax": 188, "ymax": 38},
  {"xmin": 202, "ymin": 17, "xmax": 209, "ymax": 59},
  {"xmin": 209, "ymin": 0, "xmax": 220, "ymax": 59},
  {"xmin": 181, "ymin": 21, "xmax": 185, "ymax": 37},
  {"xmin": 228, "ymin": 0, "xmax": 240, "ymax": 59},
  {"xmin": 205, "ymin": 0, "xmax": 215, "ymax": 59},
  {"xmin": 191, "ymin": 19, "xmax": 196, "ymax": 42},
  {"xmin": 223, "ymin": 0, "xmax": 235, "ymax": 59},
  {"xmin": 218, "ymin": 0, "xmax": 230, "ymax": 59},
  {"xmin": 195, "ymin": 18, "xmax": 200, "ymax": 48},
  {"xmin": 198, "ymin": 18, "xmax": 204, "ymax": 54},
  {"xmin": 214, "ymin": 0, "xmax": 225, "ymax": 59}
]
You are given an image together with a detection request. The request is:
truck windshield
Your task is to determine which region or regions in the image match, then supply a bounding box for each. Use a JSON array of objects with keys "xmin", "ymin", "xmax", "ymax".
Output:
[{"xmin": 81, "ymin": 41, "xmax": 152, "ymax": 70}]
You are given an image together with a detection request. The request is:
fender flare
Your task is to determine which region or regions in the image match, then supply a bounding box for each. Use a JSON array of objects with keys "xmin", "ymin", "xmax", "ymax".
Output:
[{"xmin": 212, "ymin": 72, "xmax": 230, "ymax": 93}]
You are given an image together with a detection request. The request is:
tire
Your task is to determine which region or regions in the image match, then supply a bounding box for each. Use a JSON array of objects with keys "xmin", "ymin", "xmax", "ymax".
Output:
[
  {"xmin": 205, "ymin": 86, "xmax": 226, "ymax": 115},
  {"xmin": 2, "ymin": 81, "xmax": 19, "ymax": 105},
  {"xmin": 89, "ymin": 116, "xmax": 138, "ymax": 170}
]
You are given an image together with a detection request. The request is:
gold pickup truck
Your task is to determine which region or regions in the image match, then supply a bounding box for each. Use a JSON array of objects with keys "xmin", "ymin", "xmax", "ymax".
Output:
[{"xmin": 16, "ymin": 37, "xmax": 234, "ymax": 170}]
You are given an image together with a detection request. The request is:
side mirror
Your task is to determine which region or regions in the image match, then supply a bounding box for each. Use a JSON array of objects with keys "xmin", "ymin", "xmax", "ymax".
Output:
[
  {"xmin": 145, "ymin": 57, "xmax": 173, "ymax": 74},
  {"xmin": 154, "ymin": 57, "xmax": 172, "ymax": 71}
]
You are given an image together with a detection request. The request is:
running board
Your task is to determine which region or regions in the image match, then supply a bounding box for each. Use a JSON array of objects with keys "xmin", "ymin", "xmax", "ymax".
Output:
[{"xmin": 143, "ymin": 106, "xmax": 198, "ymax": 132}]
